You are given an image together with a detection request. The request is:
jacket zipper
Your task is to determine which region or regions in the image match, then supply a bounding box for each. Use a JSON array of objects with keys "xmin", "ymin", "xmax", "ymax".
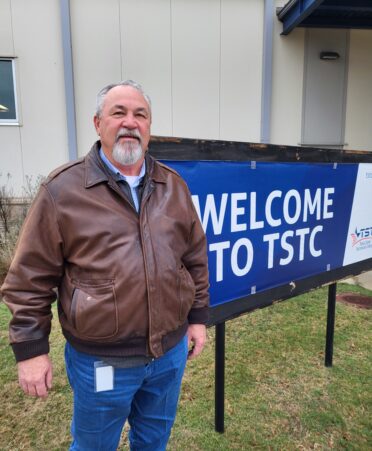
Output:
[{"xmin": 139, "ymin": 182, "xmax": 156, "ymax": 356}]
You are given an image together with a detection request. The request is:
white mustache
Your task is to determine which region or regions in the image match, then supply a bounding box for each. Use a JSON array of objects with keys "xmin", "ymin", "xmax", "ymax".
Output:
[{"xmin": 116, "ymin": 128, "xmax": 141, "ymax": 143}]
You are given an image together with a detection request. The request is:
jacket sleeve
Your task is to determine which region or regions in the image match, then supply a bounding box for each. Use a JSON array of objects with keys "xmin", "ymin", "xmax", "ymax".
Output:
[
  {"xmin": 1, "ymin": 185, "xmax": 64, "ymax": 362},
  {"xmin": 182, "ymin": 196, "xmax": 210, "ymax": 325}
]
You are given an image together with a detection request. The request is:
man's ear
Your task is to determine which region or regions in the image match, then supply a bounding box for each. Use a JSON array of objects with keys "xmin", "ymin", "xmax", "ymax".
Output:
[{"xmin": 93, "ymin": 115, "xmax": 100, "ymax": 135}]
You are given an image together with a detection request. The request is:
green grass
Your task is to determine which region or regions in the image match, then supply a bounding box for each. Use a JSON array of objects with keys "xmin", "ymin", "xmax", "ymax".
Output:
[{"xmin": 0, "ymin": 283, "xmax": 371, "ymax": 450}]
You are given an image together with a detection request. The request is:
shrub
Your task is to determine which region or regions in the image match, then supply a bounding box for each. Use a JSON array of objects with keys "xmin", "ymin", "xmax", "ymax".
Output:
[{"xmin": 0, "ymin": 174, "xmax": 44, "ymax": 285}]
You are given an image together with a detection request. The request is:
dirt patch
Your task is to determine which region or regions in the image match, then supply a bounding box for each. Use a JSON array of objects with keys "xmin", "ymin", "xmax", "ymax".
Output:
[{"xmin": 336, "ymin": 292, "xmax": 372, "ymax": 309}]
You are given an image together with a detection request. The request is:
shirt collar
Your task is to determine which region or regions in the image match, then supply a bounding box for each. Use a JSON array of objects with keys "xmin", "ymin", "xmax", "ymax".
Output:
[{"xmin": 99, "ymin": 147, "xmax": 146, "ymax": 181}]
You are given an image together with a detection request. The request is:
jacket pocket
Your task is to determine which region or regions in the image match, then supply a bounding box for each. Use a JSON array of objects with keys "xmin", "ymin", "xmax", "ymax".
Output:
[
  {"xmin": 178, "ymin": 265, "xmax": 196, "ymax": 321},
  {"xmin": 70, "ymin": 280, "xmax": 118, "ymax": 339}
]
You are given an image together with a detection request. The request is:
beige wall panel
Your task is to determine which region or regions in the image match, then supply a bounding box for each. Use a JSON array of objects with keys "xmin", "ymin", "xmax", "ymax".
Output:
[
  {"xmin": 220, "ymin": 0, "xmax": 263, "ymax": 142},
  {"xmin": 276, "ymin": 0, "xmax": 288, "ymax": 5},
  {"xmin": 71, "ymin": 0, "xmax": 122, "ymax": 155},
  {"xmin": 0, "ymin": 0, "xmax": 13, "ymax": 54},
  {"xmin": 171, "ymin": 0, "xmax": 220, "ymax": 139},
  {"xmin": 344, "ymin": 30, "xmax": 372, "ymax": 152},
  {"xmin": 120, "ymin": 0, "xmax": 172, "ymax": 137},
  {"xmin": 11, "ymin": 0, "xmax": 68, "ymax": 179},
  {"xmin": 0, "ymin": 127, "xmax": 23, "ymax": 195},
  {"xmin": 271, "ymin": 6, "xmax": 305, "ymax": 146}
]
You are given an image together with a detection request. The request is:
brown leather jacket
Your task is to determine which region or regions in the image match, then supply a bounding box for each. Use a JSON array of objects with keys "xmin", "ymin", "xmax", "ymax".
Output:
[{"xmin": 1, "ymin": 142, "xmax": 209, "ymax": 362}]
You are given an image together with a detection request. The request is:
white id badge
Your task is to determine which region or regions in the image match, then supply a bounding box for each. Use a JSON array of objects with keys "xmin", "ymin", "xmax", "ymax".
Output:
[{"xmin": 94, "ymin": 361, "xmax": 114, "ymax": 392}]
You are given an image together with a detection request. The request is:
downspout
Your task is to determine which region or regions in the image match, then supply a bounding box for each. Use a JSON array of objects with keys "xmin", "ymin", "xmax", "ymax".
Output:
[
  {"xmin": 60, "ymin": 0, "xmax": 78, "ymax": 160},
  {"xmin": 260, "ymin": 0, "xmax": 274, "ymax": 144}
]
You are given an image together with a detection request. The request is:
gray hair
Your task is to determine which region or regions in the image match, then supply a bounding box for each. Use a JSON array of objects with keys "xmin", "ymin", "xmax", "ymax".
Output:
[{"xmin": 95, "ymin": 80, "xmax": 152, "ymax": 118}]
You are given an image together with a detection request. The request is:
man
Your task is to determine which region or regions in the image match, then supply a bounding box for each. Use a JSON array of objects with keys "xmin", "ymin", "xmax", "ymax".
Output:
[{"xmin": 1, "ymin": 80, "xmax": 209, "ymax": 450}]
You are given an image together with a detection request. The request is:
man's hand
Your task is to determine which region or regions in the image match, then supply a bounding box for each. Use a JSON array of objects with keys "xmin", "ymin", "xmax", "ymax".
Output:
[
  {"xmin": 187, "ymin": 324, "xmax": 207, "ymax": 360},
  {"xmin": 17, "ymin": 354, "xmax": 53, "ymax": 398}
]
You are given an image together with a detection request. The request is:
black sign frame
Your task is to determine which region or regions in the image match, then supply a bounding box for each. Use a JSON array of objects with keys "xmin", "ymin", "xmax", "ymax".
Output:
[{"xmin": 150, "ymin": 136, "xmax": 372, "ymax": 432}]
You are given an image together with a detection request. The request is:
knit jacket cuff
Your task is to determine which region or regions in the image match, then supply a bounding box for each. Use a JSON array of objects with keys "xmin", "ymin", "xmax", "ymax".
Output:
[
  {"xmin": 11, "ymin": 338, "xmax": 50, "ymax": 362},
  {"xmin": 188, "ymin": 306, "xmax": 209, "ymax": 325}
]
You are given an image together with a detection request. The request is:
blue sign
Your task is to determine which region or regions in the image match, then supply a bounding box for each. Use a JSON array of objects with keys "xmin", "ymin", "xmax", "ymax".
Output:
[{"xmin": 163, "ymin": 161, "xmax": 372, "ymax": 307}]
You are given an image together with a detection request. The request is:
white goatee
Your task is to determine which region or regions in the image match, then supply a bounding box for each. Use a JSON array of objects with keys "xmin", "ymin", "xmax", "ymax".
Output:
[{"xmin": 112, "ymin": 128, "xmax": 144, "ymax": 166}]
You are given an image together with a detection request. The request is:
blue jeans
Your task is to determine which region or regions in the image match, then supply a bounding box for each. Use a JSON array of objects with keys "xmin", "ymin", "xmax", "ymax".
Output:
[{"xmin": 65, "ymin": 336, "xmax": 188, "ymax": 451}]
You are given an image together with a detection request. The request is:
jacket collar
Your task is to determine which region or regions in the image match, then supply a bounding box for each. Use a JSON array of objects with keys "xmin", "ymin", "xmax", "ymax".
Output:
[{"xmin": 84, "ymin": 141, "xmax": 167, "ymax": 188}]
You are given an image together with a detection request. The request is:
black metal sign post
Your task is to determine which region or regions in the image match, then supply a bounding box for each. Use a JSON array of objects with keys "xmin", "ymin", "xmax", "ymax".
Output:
[
  {"xmin": 325, "ymin": 283, "xmax": 337, "ymax": 367},
  {"xmin": 213, "ymin": 282, "xmax": 340, "ymax": 433},
  {"xmin": 215, "ymin": 322, "xmax": 226, "ymax": 433}
]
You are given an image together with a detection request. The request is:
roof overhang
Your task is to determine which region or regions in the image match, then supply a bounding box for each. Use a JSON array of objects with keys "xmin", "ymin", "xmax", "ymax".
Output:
[{"xmin": 277, "ymin": 0, "xmax": 372, "ymax": 35}]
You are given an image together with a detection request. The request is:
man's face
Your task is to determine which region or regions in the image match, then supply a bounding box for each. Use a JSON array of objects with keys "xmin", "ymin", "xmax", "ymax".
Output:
[{"xmin": 94, "ymin": 85, "xmax": 151, "ymax": 169}]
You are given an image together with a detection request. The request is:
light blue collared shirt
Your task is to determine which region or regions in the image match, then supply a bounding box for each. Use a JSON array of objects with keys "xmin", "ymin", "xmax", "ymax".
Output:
[{"xmin": 99, "ymin": 148, "xmax": 146, "ymax": 212}]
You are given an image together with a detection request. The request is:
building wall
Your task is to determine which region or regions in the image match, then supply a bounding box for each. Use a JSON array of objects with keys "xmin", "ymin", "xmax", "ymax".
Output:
[
  {"xmin": 344, "ymin": 30, "xmax": 372, "ymax": 151},
  {"xmin": 0, "ymin": 0, "xmax": 68, "ymax": 194},
  {"xmin": 71, "ymin": 0, "xmax": 264, "ymax": 156},
  {"xmin": 271, "ymin": 5, "xmax": 305, "ymax": 147},
  {"xmin": 70, "ymin": 0, "xmax": 122, "ymax": 156},
  {"xmin": 0, "ymin": 0, "xmax": 372, "ymax": 193}
]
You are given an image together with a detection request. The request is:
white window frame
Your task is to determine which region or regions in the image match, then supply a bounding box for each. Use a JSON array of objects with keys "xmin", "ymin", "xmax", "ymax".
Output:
[{"xmin": 0, "ymin": 58, "xmax": 19, "ymax": 125}]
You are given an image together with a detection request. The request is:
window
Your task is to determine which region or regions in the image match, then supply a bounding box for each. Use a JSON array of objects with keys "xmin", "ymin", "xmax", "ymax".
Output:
[{"xmin": 0, "ymin": 59, "xmax": 18, "ymax": 124}]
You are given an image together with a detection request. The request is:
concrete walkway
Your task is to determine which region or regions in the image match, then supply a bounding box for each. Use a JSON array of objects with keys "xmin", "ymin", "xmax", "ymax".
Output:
[{"xmin": 342, "ymin": 270, "xmax": 372, "ymax": 291}]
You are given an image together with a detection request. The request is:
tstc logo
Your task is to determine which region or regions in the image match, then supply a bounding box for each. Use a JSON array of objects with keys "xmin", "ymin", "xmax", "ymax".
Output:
[{"xmin": 351, "ymin": 226, "xmax": 372, "ymax": 247}]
